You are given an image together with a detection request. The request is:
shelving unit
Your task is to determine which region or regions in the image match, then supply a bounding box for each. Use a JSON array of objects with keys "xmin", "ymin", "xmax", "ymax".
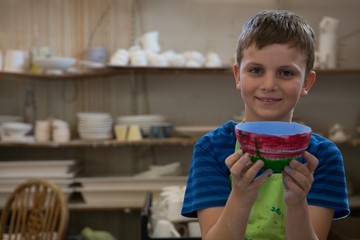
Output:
[
  {"xmin": 0, "ymin": 138, "xmax": 197, "ymax": 148},
  {"xmin": 1, "ymin": 66, "xmax": 360, "ymax": 80},
  {"xmin": 0, "ymin": 137, "xmax": 357, "ymax": 148}
]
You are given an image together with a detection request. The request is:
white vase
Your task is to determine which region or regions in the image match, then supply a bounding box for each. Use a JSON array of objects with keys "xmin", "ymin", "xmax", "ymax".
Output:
[{"xmin": 318, "ymin": 16, "xmax": 339, "ymax": 69}]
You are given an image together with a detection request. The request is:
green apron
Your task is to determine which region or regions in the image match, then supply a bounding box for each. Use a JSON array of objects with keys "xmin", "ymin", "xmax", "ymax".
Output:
[{"xmin": 234, "ymin": 141, "xmax": 286, "ymax": 240}]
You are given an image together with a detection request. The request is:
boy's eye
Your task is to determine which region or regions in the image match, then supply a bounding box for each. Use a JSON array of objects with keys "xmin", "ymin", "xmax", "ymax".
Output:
[
  {"xmin": 249, "ymin": 67, "xmax": 263, "ymax": 74},
  {"xmin": 279, "ymin": 70, "xmax": 295, "ymax": 78}
]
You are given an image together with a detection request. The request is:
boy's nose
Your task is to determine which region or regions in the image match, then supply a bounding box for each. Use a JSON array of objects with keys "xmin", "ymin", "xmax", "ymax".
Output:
[{"xmin": 260, "ymin": 75, "xmax": 278, "ymax": 91}]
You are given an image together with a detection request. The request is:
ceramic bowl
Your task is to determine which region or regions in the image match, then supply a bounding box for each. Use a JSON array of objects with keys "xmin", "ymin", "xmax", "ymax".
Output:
[
  {"xmin": 33, "ymin": 56, "xmax": 76, "ymax": 70},
  {"xmin": 235, "ymin": 121, "xmax": 312, "ymax": 173},
  {"xmin": 1, "ymin": 122, "xmax": 32, "ymax": 136}
]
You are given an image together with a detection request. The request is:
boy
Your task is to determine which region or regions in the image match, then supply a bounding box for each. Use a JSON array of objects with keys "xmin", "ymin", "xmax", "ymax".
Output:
[{"xmin": 181, "ymin": 10, "xmax": 349, "ymax": 240}]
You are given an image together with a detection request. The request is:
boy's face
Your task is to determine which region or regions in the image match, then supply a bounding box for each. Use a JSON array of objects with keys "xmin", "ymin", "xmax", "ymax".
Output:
[{"xmin": 233, "ymin": 43, "xmax": 315, "ymax": 122}]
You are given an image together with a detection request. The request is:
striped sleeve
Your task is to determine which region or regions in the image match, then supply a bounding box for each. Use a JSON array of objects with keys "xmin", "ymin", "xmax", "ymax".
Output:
[
  {"xmin": 181, "ymin": 123, "xmax": 235, "ymax": 218},
  {"xmin": 307, "ymin": 134, "xmax": 350, "ymax": 219}
]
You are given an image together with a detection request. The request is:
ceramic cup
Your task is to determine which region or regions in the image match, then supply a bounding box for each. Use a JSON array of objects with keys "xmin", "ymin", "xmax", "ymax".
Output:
[
  {"xmin": 188, "ymin": 221, "xmax": 201, "ymax": 237},
  {"xmin": 130, "ymin": 50, "xmax": 147, "ymax": 66},
  {"xmin": 86, "ymin": 46, "xmax": 107, "ymax": 63},
  {"xmin": 35, "ymin": 120, "xmax": 51, "ymax": 142},
  {"xmin": 205, "ymin": 52, "xmax": 222, "ymax": 67},
  {"xmin": 110, "ymin": 49, "xmax": 129, "ymax": 66},
  {"xmin": 152, "ymin": 219, "xmax": 180, "ymax": 238},
  {"xmin": 166, "ymin": 199, "xmax": 188, "ymax": 222},
  {"xmin": 4, "ymin": 49, "xmax": 27, "ymax": 73},
  {"xmin": 169, "ymin": 54, "xmax": 186, "ymax": 67},
  {"xmin": 149, "ymin": 125, "xmax": 172, "ymax": 138},
  {"xmin": 52, "ymin": 119, "xmax": 71, "ymax": 143},
  {"xmin": 147, "ymin": 53, "xmax": 168, "ymax": 67},
  {"xmin": 141, "ymin": 31, "xmax": 161, "ymax": 53}
]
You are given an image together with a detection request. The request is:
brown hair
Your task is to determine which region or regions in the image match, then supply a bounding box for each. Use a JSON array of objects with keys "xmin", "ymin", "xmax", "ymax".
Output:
[{"xmin": 236, "ymin": 10, "xmax": 315, "ymax": 74}]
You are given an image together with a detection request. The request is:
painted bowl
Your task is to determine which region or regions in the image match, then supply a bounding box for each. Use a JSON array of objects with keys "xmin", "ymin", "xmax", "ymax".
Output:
[{"xmin": 235, "ymin": 121, "xmax": 312, "ymax": 173}]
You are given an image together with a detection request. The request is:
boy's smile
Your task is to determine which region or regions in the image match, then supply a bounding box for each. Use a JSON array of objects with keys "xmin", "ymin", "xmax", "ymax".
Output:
[{"xmin": 233, "ymin": 43, "xmax": 315, "ymax": 122}]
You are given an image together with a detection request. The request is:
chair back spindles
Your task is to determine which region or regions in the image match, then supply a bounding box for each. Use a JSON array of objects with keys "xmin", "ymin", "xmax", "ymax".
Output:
[{"xmin": 0, "ymin": 179, "xmax": 69, "ymax": 240}]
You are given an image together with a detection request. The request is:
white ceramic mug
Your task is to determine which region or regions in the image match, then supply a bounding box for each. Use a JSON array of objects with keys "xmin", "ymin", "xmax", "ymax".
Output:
[
  {"xmin": 188, "ymin": 221, "xmax": 201, "ymax": 237},
  {"xmin": 110, "ymin": 49, "xmax": 129, "ymax": 66},
  {"xmin": 4, "ymin": 49, "xmax": 27, "ymax": 72},
  {"xmin": 152, "ymin": 219, "xmax": 180, "ymax": 238},
  {"xmin": 141, "ymin": 31, "xmax": 161, "ymax": 53},
  {"xmin": 86, "ymin": 46, "xmax": 107, "ymax": 63},
  {"xmin": 35, "ymin": 120, "xmax": 51, "ymax": 142},
  {"xmin": 166, "ymin": 199, "xmax": 188, "ymax": 222}
]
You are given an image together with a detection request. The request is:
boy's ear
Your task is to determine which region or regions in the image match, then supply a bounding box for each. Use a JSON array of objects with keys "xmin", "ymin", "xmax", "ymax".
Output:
[
  {"xmin": 233, "ymin": 64, "xmax": 241, "ymax": 90},
  {"xmin": 301, "ymin": 71, "xmax": 316, "ymax": 96}
]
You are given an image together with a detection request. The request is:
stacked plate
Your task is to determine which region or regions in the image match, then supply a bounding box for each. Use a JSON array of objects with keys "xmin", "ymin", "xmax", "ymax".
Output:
[
  {"xmin": 0, "ymin": 160, "xmax": 77, "ymax": 206},
  {"xmin": 174, "ymin": 125, "xmax": 218, "ymax": 138},
  {"xmin": 116, "ymin": 114, "xmax": 169, "ymax": 136},
  {"xmin": 77, "ymin": 112, "xmax": 113, "ymax": 140},
  {"xmin": 0, "ymin": 115, "xmax": 23, "ymax": 125},
  {"xmin": 74, "ymin": 176, "xmax": 187, "ymax": 206}
]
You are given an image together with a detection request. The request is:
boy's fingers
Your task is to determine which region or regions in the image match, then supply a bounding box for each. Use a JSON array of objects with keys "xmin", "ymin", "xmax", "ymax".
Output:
[
  {"xmin": 303, "ymin": 151, "xmax": 318, "ymax": 172},
  {"xmin": 225, "ymin": 150, "xmax": 243, "ymax": 168},
  {"xmin": 253, "ymin": 168, "xmax": 272, "ymax": 187},
  {"xmin": 231, "ymin": 153, "xmax": 251, "ymax": 175},
  {"xmin": 242, "ymin": 159, "xmax": 264, "ymax": 182}
]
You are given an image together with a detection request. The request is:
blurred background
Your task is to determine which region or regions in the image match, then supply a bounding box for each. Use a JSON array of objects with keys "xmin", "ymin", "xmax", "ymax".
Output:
[{"xmin": 0, "ymin": 0, "xmax": 359, "ymax": 239}]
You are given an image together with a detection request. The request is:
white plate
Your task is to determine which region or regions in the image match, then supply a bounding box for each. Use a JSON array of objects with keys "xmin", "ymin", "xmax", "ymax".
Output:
[
  {"xmin": 78, "ymin": 123, "xmax": 113, "ymax": 128},
  {"xmin": 77, "ymin": 112, "xmax": 112, "ymax": 121},
  {"xmin": 78, "ymin": 125, "xmax": 112, "ymax": 132},
  {"xmin": 78, "ymin": 118, "xmax": 113, "ymax": 124},
  {"xmin": 2, "ymin": 122, "xmax": 32, "ymax": 132},
  {"xmin": 0, "ymin": 160, "xmax": 76, "ymax": 174},
  {"xmin": 117, "ymin": 114, "xmax": 166, "ymax": 123},
  {"xmin": 79, "ymin": 132, "xmax": 113, "ymax": 140},
  {"xmin": 0, "ymin": 171, "xmax": 76, "ymax": 179},
  {"xmin": 79, "ymin": 60, "xmax": 106, "ymax": 69},
  {"xmin": 134, "ymin": 162, "xmax": 182, "ymax": 178},
  {"xmin": 0, "ymin": 115, "xmax": 23, "ymax": 124},
  {"xmin": 75, "ymin": 176, "xmax": 187, "ymax": 189},
  {"xmin": 77, "ymin": 187, "xmax": 160, "ymax": 204}
]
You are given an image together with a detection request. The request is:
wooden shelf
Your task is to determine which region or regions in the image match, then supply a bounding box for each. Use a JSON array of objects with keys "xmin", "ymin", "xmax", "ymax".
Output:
[
  {"xmin": 68, "ymin": 202, "xmax": 143, "ymax": 211},
  {"xmin": 1, "ymin": 137, "xmax": 358, "ymax": 148},
  {"xmin": 0, "ymin": 66, "xmax": 233, "ymax": 80},
  {"xmin": 1, "ymin": 66, "xmax": 359, "ymax": 80},
  {"xmin": 106, "ymin": 65, "xmax": 233, "ymax": 75},
  {"xmin": 0, "ymin": 137, "xmax": 197, "ymax": 148}
]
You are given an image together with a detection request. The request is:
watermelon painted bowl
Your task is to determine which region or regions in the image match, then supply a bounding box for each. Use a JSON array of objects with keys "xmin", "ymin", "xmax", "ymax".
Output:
[{"xmin": 235, "ymin": 121, "xmax": 312, "ymax": 173}]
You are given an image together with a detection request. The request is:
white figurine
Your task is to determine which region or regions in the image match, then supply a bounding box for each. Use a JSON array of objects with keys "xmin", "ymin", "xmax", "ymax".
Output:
[{"xmin": 328, "ymin": 123, "xmax": 349, "ymax": 143}]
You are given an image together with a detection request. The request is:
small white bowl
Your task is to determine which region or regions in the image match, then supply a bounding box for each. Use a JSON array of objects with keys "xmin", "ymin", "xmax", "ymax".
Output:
[
  {"xmin": 1, "ymin": 122, "xmax": 32, "ymax": 136},
  {"xmin": 33, "ymin": 56, "xmax": 76, "ymax": 71}
]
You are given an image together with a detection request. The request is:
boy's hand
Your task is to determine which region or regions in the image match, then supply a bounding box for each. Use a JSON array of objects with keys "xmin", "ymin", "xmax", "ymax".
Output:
[
  {"xmin": 282, "ymin": 151, "xmax": 318, "ymax": 206},
  {"xmin": 225, "ymin": 150, "xmax": 273, "ymax": 205}
]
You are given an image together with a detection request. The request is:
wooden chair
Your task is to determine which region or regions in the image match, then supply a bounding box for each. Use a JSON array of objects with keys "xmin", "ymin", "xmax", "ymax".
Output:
[{"xmin": 0, "ymin": 179, "xmax": 69, "ymax": 240}]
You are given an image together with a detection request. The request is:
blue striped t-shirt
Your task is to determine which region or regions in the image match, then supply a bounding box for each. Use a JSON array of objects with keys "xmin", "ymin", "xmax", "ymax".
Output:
[{"xmin": 181, "ymin": 120, "xmax": 350, "ymax": 220}]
